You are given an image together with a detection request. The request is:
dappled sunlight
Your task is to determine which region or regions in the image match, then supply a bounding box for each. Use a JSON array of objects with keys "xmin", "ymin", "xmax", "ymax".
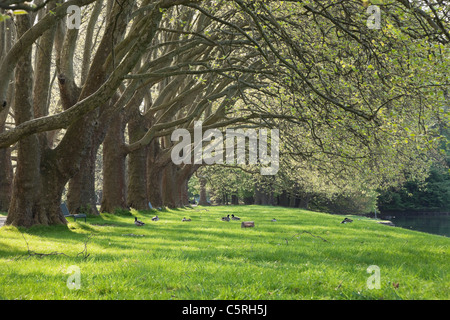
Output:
[{"xmin": 1, "ymin": 206, "xmax": 448, "ymax": 299}]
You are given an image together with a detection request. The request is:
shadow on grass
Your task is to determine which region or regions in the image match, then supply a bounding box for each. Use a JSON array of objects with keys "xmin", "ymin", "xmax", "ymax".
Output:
[{"xmin": 2, "ymin": 206, "xmax": 447, "ymax": 278}]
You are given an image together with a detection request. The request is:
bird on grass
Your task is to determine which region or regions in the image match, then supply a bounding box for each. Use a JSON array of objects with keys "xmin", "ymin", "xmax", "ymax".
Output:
[
  {"xmin": 271, "ymin": 218, "xmax": 277, "ymax": 222},
  {"xmin": 182, "ymin": 217, "xmax": 191, "ymax": 222},
  {"xmin": 341, "ymin": 218, "xmax": 353, "ymax": 224},
  {"xmin": 231, "ymin": 214, "xmax": 240, "ymax": 220},
  {"xmin": 221, "ymin": 215, "xmax": 230, "ymax": 221},
  {"xmin": 151, "ymin": 215, "xmax": 159, "ymax": 221},
  {"xmin": 134, "ymin": 217, "xmax": 145, "ymax": 226}
]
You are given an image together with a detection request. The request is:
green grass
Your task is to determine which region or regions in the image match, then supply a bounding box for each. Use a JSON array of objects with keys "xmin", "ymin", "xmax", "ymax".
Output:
[{"xmin": 0, "ymin": 205, "xmax": 448, "ymax": 300}]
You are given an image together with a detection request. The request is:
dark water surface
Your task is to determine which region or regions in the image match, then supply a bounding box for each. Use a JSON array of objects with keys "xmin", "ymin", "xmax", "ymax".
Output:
[{"xmin": 381, "ymin": 214, "xmax": 450, "ymax": 237}]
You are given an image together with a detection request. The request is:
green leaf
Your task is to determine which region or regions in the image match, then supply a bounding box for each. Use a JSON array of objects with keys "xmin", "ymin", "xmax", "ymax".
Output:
[
  {"xmin": 13, "ymin": 10, "xmax": 29, "ymax": 15},
  {"xmin": 0, "ymin": 14, "xmax": 11, "ymax": 23}
]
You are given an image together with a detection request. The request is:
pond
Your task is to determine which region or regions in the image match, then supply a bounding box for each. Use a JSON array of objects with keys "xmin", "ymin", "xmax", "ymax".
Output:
[{"xmin": 380, "ymin": 214, "xmax": 450, "ymax": 237}]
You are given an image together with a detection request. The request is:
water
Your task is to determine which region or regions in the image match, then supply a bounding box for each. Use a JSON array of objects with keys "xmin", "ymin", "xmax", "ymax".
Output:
[{"xmin": 381, "ymin": 214, "xmax": 450, "ymax": 237}]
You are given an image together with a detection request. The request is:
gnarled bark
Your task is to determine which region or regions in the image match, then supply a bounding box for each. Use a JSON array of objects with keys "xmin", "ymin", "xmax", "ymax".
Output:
[
  {"xmin": 147, "ymin": 139, "xmax": 164, "ymax": 208},
  {"xmin": 127, "ymin": 113, "xmax": 149, "ymax": 210},
  {"xmin": 198, "ymin": 176, "xmax": 209, "ymax": 206},
  {"xmin": 100, "ymin": 114, "xmax": 128, "ymax": 213},
  {"xmin": 7, "ymin": 14, "xmax": 65, "ymax": 227},
  {"xmin": 0, "ymin": 147, "xmax": 12, "ymax": 212}
]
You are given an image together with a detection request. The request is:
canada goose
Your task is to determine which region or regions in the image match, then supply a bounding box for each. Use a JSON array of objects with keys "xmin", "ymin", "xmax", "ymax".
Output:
[
  {"xmin": 134, "ymin": 217, "xmax": 145, "ymax": 226},
  {"xmin": 221, "ymin": 215, "xmax": 230, "ymax": 221},
  {"xmin": 151, "ymin": 215, "xmax": 159, "ymax": 221},
  {"xmin": 341, "ymin": 218, "xmax": 353, "ymax": 224},
  {"xmin": 231, "ymin": 214, "xmax": 240, "ymax": 220},
  {"xmin": 182, "ymin": 217, "xmax": 191, "ymax": 222},
  {"xmin": 271, "ymin": 218, "xmax": 277, "ymax": 222}
]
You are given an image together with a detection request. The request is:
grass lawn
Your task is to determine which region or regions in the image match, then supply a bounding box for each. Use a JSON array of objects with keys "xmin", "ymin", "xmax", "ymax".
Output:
[{"xmin": 0, "ymin": 205, "xmax": 448, "ymax": 300}]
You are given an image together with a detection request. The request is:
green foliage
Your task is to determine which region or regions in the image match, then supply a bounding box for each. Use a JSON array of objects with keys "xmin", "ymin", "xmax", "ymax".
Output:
[
  {"xmin": 196, "ymin": 165, "xmax": 257, "ymax": 203},
  {"xmin": 194, "ymin": 160, "xmax": 382, "ymax": 214},
  {"xmin": 237, "ymin": 0, "xmax": 449, "ymax": 193},
  {"xmin": 378, "ymin": 165, "xmax": 450, "ymax": 213},
  {"xmin": 311, "ymin": 190, "xmax": 379, "ymax": 215},
  {"xmin": 188, "ymin": 175, "xmax": 199, "ymax": 199},
  {"xmin": 0, "ymin": 13, "xmax": 11, "ymax": 23},
  {"xmin": 378, "ymin": 125, "xmax": 450, "ymax": 213}
]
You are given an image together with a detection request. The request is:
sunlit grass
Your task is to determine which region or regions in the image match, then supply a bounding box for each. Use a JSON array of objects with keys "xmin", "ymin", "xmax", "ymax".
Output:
[{"xmin": 0, "ymin": 206, "xmax": 448, "ymax": 299}]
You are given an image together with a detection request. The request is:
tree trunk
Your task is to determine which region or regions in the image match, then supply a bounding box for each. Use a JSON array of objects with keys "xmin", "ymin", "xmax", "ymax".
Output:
[
  {"xmin": 127, "ymin": 114, "xmax": 149, "ymax": 210},
  {"xmin": 0, "ymin": 76, "xmax": 13, "ymax": 212},
  {"xmin": 147, "ymin": 139, "xmax": 164, "ymax": 208},
  {"xmin": 67, "ymin": 142, "xmax": 100, "ymax": 215},
  {"xmin": 6, "ymin": 12, "xmax": 83, "ymax": 227},
  {"xmin": 279, "ymin": 191, "xmax": 289, "ymax": 207},
  {"xmin": 64, "ymin": 0, "xmax": 108, "ymax": 216},
  {"xmin": 66, "ymin": 105, "xmax": 115, "ymax": 216},
  {"xmin": 299, "ymin": 193, "xmax": 311, "ymax": 209},
  {"xmin": 174, "ymin": 165, "xmax": 193, "ymax": 207},
  {"xmin": 0, "ymin": 146, "xmax": 12, "ymax": 212},
  {"xmin": 254, "ymin": 185, "xmax": 262, "ymax": 205},
  {"xmin": 7, "ymin": 15, "xmax": 42, "ymax": 227},
  {"xmin": 65, "ymin": 0, "xmax": 134, "ymax": 214},
  {"xmin": 162, "ymin": 164, "xmax": 177, "ymax": 208},
  {"xmin": 254, "ymin": 181, "xmax": 274, "ymax": 206},
  {"xmin": 147, "ymin": 165, "xmax": 163, "ymax": 208},
  {"xmin": 231, "ymin": 194, "xmax": 239, "ymax": 205},
  {"xmin": 4, "ymin": 0, "xmax": 162, "ymax": 227},
  {"xmin": 38, "ymin": 158, "xmax": 72, "ymax": 225},
  {"xmin": 198, "ymin": 176, "xmax": 209, "ymax": 205},
  {"xmin": 7, "ymin": 135, "xmax": 41, "ymax": 227},
  {"xmin": 243, "ymin": 196, "xmax": 254, "ymax": 205},
  {"xmin": 100, "ymin": 115, "xmax": 127, "ymax": 213},
  {"xmin": 289, "ymin": 194, "xmax": 297, "ymax": 208},
  {"xmin": 180, "ymin": 178, "xmax": 189, "ymax": 206}
]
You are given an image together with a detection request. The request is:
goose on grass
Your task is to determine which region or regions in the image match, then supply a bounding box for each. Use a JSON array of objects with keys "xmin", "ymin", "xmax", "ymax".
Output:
[{"xmin": 134, "ymin": 217, "xmax": 145, "ymax": 226}]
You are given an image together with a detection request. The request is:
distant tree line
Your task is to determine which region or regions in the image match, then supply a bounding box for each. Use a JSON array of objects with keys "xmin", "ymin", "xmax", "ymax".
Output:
[{"xmin": 378, "ymin": 127, "xmax": 450, "ymax": 214}]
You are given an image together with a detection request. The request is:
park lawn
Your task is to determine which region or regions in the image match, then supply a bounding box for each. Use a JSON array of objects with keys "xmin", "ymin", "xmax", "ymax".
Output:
[{"xmin": 0, "ymin": 205, "xmax": 448, "ymax": 300}]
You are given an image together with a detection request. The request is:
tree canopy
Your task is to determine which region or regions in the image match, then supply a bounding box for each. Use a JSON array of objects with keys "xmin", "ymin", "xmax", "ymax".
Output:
[{"xmin": 0, "ymin": 0, "xmax": 448, "ymax": 226}]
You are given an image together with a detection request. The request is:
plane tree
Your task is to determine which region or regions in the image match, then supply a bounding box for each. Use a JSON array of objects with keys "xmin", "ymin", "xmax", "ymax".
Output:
[{"xmin": 0, "ymin": 0, "xmax": 448, "ymax": 227}]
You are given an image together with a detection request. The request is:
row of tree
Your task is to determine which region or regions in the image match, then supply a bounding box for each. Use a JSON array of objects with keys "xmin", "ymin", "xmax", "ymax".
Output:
[
  {"xmin": 192, "ymin": 127, "xmax": 450, "ymax": 214},
  {"xmin": 0, "ymin": 0, "xmax": 448, "ymax": 227},
  {"xmin": 190, "ymin": 161, "xmax": 450, "ymax": 215},
  {"xmin": 189, "ymin": 162, "xmax": 379, "ymax": 214}
]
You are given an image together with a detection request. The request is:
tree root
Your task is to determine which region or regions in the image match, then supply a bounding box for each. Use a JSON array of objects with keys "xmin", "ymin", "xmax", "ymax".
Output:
[
  {"xmin": 284, "ymin": 230, "xmax": 328, "ymax": 245},
  {"xmin": 14, "ymin": 231, "xmax": 93, "ymax": 261},
  {"xmin": 77, "ymin": 234, "xmax": 94, "ymax": 260}
]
